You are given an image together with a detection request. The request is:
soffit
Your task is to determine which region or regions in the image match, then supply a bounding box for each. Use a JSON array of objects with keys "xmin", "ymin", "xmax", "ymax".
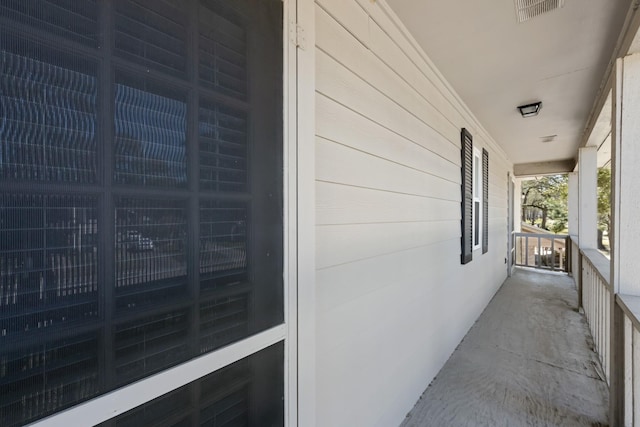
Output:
[{"xmin": 386, "ymin": 0, "xmax": 629, "ymax": 166}]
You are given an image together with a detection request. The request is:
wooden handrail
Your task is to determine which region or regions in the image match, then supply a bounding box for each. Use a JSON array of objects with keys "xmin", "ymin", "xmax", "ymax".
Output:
[
  {"xmin": 576, "ymin": 246, "xmax": 612, "ymax": 384},
  {"xmin": 514, "ymin": 232, "xmax": 568, "ymax": 239},
  {"xmin": 580, "ymin": 248, "xmax": 612, "ymax": 291},
  {"xmin": 616, "ymin": 294, "xmax": 640, "ymax": 331}
]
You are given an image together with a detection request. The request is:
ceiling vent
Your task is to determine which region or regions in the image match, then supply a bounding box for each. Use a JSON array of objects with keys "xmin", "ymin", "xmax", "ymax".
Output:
[{"xmin": 515, "ymin": 0, "xmax": 565, "ymax": 23}]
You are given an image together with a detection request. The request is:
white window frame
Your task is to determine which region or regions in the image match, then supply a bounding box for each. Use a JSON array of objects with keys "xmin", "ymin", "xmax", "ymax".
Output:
[{"xmin": 473, "ymin": 148, "xmax": 482, "ymax": 251}]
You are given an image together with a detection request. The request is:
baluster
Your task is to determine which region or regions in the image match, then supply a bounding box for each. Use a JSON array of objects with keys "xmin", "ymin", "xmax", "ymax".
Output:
[
  {"xmin": 633, "ymin": 326, "xmax": 640, "ymax": 423},
  {"xmin": 625, "ymin": 315, "xmax": 633, "ymax": 425}
]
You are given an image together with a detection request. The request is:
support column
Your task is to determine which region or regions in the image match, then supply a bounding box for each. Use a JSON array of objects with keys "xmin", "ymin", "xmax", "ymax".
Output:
[
  {"xmin": 568, "ymin": 172, "xmax": 579, "ymax": 238},
  {"xmin": 578, "ymin": 146, "xmax": 598, "ymax": 250},
  {"xmin": 567, "ymin": 172, "xmax": 581, "ymax": 299},
  {"xmin": 514, "ymin": 178, "xmax": 522, "ymax": 232},
  {"xmin": 610, "ymin": 53, "xmax": 640, "ymax": 426},
  {"xmin": 611, "ymin": 53, "xmax": 640, "ymax": 296}
]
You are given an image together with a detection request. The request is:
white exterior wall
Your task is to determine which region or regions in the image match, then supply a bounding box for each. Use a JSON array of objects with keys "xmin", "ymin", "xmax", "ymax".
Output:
[{"xmin": 312, "ymin": 0, "xmax": 513, "ymax": 426}]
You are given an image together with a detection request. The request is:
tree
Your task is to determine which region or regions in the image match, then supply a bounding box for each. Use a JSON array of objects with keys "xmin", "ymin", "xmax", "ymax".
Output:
[
  {"xmin": 597, "ymin": 168, "xmax": 611, "ymax": 247},
  {"xmin": 521, "ymin": 175, "xmax": 568, "ymax": 232}
]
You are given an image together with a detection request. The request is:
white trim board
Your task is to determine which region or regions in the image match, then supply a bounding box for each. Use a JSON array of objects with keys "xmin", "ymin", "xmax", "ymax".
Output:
[
  {"xmin": 284, "ymin": 0, "xmax": 300, "ymax": 424},
  {"xmin": 295, "ymin": 0, "xmax": 318, "ymax": 425}
]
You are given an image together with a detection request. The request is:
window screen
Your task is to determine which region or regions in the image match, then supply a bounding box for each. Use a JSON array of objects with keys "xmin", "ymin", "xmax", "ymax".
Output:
[
  {"xmin": 0, "ymin": 1, "xmax": 283, "ymax": 425},
  {"xmin": 114, "ymin": 74, "xmax": 187, "ymax": 187},
  {"xmin": 99, "ymin": 342, "xmax": 284, "ymax": 427},
  {"xmin": 114, "ymin": 0, "xmax": 188, "ymax": 78},
  {"xmin": 0, "ymin": 32, "xmax": 99, "ymax": 183},
  {"xmin": 199, "ymin": 100, "xmax": 248, "ymax": 192},
  {"xmin": 0, "ymin": 1, "xmax": 99, "ymax": 47},
  {"xmin": 115, "ymin": 197, "xmax": 188, "ymax": 311},
  {"xmin": 199, "ymin": 0, "xmax": 248, "ymax": 98}
]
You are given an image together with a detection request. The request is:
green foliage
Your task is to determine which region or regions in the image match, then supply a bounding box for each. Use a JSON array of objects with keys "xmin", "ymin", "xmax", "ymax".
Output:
[
  {"xmin": 597, "ymin": 168, "xmax": 611, "ymax": 234},
  {"xmin": 521, "ymin": 170, "xmax": 611, "ymax": 237},
  {"xmin": 521, "ymin": 175, "xmax": 568, "ymax": 233}
]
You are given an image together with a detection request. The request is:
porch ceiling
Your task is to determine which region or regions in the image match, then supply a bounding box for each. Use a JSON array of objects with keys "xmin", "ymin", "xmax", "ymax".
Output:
[{"xmin": 386, "ymin": 0, "xmax": 629, "ymax": 169}]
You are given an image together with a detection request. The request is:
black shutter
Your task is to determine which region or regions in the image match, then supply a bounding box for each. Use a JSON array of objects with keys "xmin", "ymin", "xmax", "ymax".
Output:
[
  {"xmin": 460, "ymin": 129, "xmax": 473, "ymax": 264},
  {"xmin": 482, "ymin": 148, "xmax": 489, "ymax": 254}
]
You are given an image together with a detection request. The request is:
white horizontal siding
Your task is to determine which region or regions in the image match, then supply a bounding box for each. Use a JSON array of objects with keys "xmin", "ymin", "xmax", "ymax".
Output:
[
  {"xmin": 312, "ymin": 1, "xmax": 513, "ymax": 426},
  {"xmin": 316, "ymin": 137, "xmax": 460, "ymax": 200},
  {"xmin": 316, "ymin": 49, "xmax": 460, "ymax": 165},
  {"xmin": 316, "ymin": 94, "xmax": 460, "ymax": 183},
  {"xmin": 317, "ymin": 182, "xmax": 460, "ymax": 225}
]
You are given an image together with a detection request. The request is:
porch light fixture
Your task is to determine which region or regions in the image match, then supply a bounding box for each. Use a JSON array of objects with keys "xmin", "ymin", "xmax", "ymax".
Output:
[{"xmin": 517, "ymin": 102, "xmax": 542, "ymax": 118}]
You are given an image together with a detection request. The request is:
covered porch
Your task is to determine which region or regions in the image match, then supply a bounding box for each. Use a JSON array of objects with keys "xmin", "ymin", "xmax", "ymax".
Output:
[
  {"xmin": 309, "ymin": 0, "xmax": 640, "ymax": 424},
  {"xmin": 384, "ymin": 0, "xmax": 640, "ymax": 425},
  {"xmin": 5, "ymin": 0, "xmax": 640, "ymax": 425}
]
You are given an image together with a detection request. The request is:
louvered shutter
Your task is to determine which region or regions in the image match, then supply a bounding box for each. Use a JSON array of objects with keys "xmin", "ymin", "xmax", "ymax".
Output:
[
  {"xmin": 460, "ymin": 129, "xmax": 473, "ymax": 264},
  {"xmin": 482, "ymin": 148, "xmax": 489, "ymax": 254}
]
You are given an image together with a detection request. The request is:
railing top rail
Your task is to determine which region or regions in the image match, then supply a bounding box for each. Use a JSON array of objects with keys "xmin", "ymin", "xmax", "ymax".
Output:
[
  {"xmin": 514, "ymin": 232, "xmax": 568, "ymax": 239},
  {"xmin": 617, "ymin": 294, "xmax": 640, "ymax": 331},
  {"xmin": 581, "ymin": 248, "xmax": 612, "ymax": 291}
]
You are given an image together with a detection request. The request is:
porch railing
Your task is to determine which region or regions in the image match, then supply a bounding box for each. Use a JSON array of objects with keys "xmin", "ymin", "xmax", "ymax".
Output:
[
  {"xmin": 514, "ymin": 232, "xmax": 568, "ymax": 272},
  {"xmin": 566, "ymin": 236, "xmax": 640, "ymax": 424},
  {"xmin": 580, "ymin": 247, "xmax": 611, "ymax": 383},
  {"xmin": 616, "ymin": 294, "xmax": 640, "ymax": 425}
]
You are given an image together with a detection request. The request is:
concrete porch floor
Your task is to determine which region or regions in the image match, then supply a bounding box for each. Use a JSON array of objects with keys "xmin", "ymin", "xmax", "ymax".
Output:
[{"xmin": 401, "ymin": 268, "xmax": 609, "ymax": 427}]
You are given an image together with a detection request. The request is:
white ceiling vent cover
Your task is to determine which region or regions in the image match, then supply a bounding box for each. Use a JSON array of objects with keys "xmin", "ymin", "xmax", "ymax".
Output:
[{"xmin": 515, "ymin": 0, "xmax": 565, "ymax": 23}]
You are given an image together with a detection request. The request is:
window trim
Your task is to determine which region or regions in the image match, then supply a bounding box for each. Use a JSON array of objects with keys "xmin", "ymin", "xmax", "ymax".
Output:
[
  {"xmin": 473, "ymin": 147, "xmax": 482, "ymax": 251},
  {"xmin": 461, "ymin": 128, "xmax": 489, "ymax": 264}
]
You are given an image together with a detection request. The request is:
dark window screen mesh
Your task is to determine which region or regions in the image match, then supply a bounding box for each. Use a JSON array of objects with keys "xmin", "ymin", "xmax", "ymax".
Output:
[
  {"xmin": 0, "ymin": 333, "xmax": 100, "ymax": 427},
  {"xmin": 199, "ymin": 199, "xmax": 250, "ymax": 354},
  {"xmin": 200, "ymin": 200, "xmax": 248, "ymax": 285},
  {"xmin": 0, "ymin": 194, "xmax": 100, "ymax": 338},
  {"xmin": 199, "ymin": 100, "xmax": 248, "ymax": 192},
  {"xmin": 100, "ymin": 342, "xmax": 284, "ymax": 427},
  {"xmin": 0, "ymin": 0, "xmax": 283, "ymax": 425},
  {"xmin": 115, "ymin": 0, "xmax": 188, "ymax": 78},
  {"xmin": 0, "ymin": 0, "xmax": 99, "ymax": 47},
  {"xmin": 111, "ymin": 386, "xmax": 192, "ymax": 427},
  {"xmin": 114, "ymin": 74, "xmax": 187, "ymax": 187},
  {"xmin": 199, "ymin": 0, "xmax": 247, "ymax": 98},
  {"xmin": 0, "ymin": 33, "xmax": 98, "ymax": 183},
  {"xmin": 200, "ymin": 294, "xmax": 249, "ymax": 354},
  {"xmin": 114, "ymin": 308, "xmax": 190, "ymax": 385},
  {"xmin": 115, "ymin": 198, "xmax": 188, "ymax": 311}
]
